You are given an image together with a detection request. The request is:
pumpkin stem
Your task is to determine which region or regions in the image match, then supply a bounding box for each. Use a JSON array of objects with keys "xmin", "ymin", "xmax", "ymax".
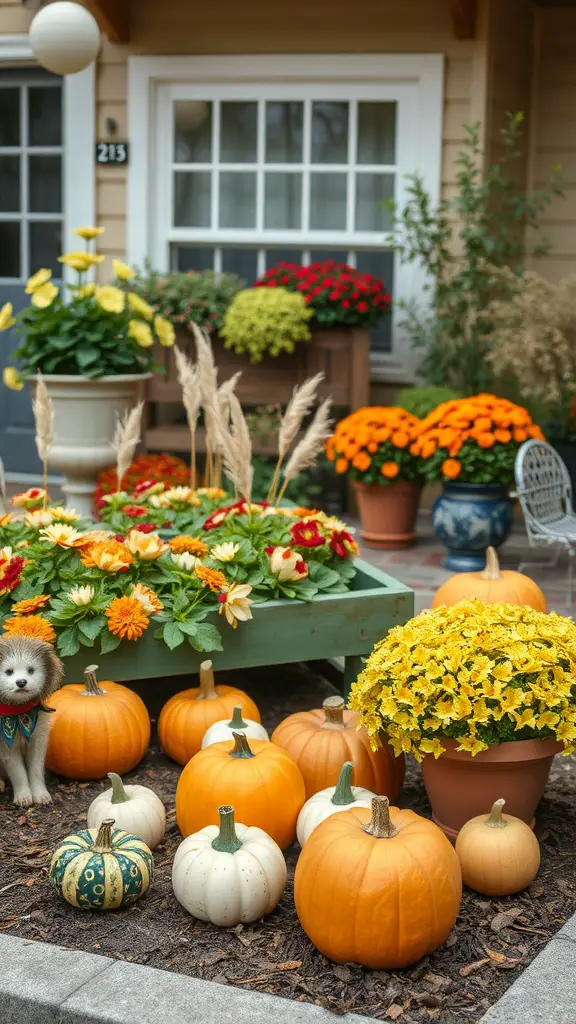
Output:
[
  {"xmin": 331, "ymin": 761, "xmax": 355, "ymax": 806},
  {"xmin": 93, "ymin": 818, "xmax": 115, "ymax": 852},
  {"xmin": 82, "ymin": 665, "xmax": 105, "ymax": 696},
  {"xmin": 486, "ymin": 798, "xmax": 508, "ymax": 828},
  {"xmin": 198, "ymin": 660, "xmax": 218, "ymax": 700},
  {"xmin": 229, "ymin": 731, "xmax": 255, "ymax": 759},
  {"xmin": 211, "ymin": 804, "xmax": 243, "ymax": 854},
  {"xmin": 229, "ymin": 706, "xmax": 248, "ymax": 730},
  {"xmin": 323, "ymin": 695, "xmax": 346, "ymax": 728},
  {"xmin": 362, "ymin": 796, "xmax": 399, "ymax": 839},
  {"xmin": 108, "ymin": 773, "xmax": 131, "ymax": 804},
  {"xmin": 481, "ymin": 547, "xmax": 501, "ymax": 581}
]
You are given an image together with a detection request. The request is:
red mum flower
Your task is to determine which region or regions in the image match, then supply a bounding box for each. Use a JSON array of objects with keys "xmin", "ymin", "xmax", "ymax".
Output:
[
  {"xmin": 357, "ymin": 301, "xmax": 368, "ymax": 313},
  {"xmin": 133, "ymin": 523, "xmax": 157, "ymax": 534},
  {"xmin": 0, "ymin": 555, "xmax": 25, "ymax": 596},
  {"xmin": 290, "ymin": 520, "xmax": 325, "ymax": 548},
  {"xmin": 122, "ymin": 505, "xmax": 148, "ymax": 518},
  {"xmin": 329, "ymin": 530, "xmax": 359, "ymax": 559}
]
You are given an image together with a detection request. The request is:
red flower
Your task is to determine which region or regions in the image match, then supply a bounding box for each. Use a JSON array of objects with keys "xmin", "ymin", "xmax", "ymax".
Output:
[
  {"xmin": 295, "ymin": 558, "xmax": 307, "ymax": 575},
  {"xmin": 357, "ymin": 301, "xmax": 368, "ymax": 312},
  {"xmin": 0, "ymin": 555, "xmax": 25, "ymax": 596},
  {"xmin": 264, "ymin": 546, "xmax": 274, "ymax": 555},
  {"xmin": 115, "ymin": 535, "xmax": 125, "ymax": 543},
  {"xmin": 134, "ymin": 523, "xmax": 157, "ymax": 534},
  {"xmin": 329, "ymin": 290, "xmax": 340, "ymax": 300},
  {"xmin": 122, "ymin": 505, "xmax": 148, "ymax": 518},
  {"xmin": 134, "ymin": 479, "xmax": 156, "ymax": 496},
  {"xmin": 330, "ymin": 530, "xmax": 359, "ymax": 558},
  {"xmin": 342, "ymin": 299, "xmax": 351, "ymax": 308},
  {"xmin": 290, "ymin": 520, "xmax": 325, "ymax": 548}
]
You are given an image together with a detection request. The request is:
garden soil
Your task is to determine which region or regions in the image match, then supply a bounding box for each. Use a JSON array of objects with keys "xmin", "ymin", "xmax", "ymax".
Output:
[{"xmin": 1, "ymin": 662, "xmax": 575, "ymax": 1024}]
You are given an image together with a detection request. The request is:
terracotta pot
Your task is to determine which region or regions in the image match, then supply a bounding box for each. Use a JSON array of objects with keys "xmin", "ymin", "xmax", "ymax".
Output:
[
  {"xmin": 354, "ymin": 480, "xmax": 422, "ymax": 549},
  {"xmin": 421, "ymin": 737, "xmax": 562, "ymax": 840}
]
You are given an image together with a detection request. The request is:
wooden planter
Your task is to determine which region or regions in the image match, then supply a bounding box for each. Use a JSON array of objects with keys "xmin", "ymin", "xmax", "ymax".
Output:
[
  {"xmin": 145, "ymin": 327, "xmax": 370, "ymax": 454},
  {"xmin": 61, "ymin": 559, "xmax": 413, "ymax": 698}
]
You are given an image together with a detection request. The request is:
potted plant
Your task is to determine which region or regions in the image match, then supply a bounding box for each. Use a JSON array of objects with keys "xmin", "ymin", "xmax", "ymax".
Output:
[
  {"xmin": 412, "ymin": 394, "xmax": 545, "ymax": 570},
  {"xmin": 1, "ymin": 226, "xmax": 175, "ymax": 516},
  {"xmin": 221, "ymin": 287, "xmax": 313, "ymax": 362},
  {"xmin": 325, "ymin": 406, "xmax": 422, "ymax": 549},
  {"xmin": 349, "ymin": 600, "xmax": 576, "ymax": 837}
]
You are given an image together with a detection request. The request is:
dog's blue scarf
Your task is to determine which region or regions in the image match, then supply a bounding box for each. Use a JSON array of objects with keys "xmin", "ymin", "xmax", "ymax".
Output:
[{"xmin": 0, "ymin": 706, "xmax": 39, "ymax": 748}]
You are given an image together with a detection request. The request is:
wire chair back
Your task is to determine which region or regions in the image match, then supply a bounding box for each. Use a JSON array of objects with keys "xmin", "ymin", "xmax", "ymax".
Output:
[{"xmin": 515, "ymin": 440, "xmax": 573, "ymax": 542}]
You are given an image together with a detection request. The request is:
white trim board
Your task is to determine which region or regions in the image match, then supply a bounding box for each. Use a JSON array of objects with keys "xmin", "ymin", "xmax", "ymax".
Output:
[
  {"xmin": 0, "ymin": 34, "xmax": 95, "ymax": 286},
  {"xmin": 127, "ymin": 53, "xmax": 444, "ymax": 383}
]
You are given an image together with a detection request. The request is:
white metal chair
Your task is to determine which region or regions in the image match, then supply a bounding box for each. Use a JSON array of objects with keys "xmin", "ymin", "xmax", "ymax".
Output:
[{"xmin": 514, "ymin": 439, "xmax": 576, "ymax": 604}]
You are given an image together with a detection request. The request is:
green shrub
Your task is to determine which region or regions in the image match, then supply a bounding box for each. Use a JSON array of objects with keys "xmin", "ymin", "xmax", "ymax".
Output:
[
  {"xmin": 396, "ymin": 386, "xmax": 463, "ymax": 419},
  {"xmin": 131, "ymin": 266, "xmax": 243, "ymax": 335},
  {"xmin": 221, "ymin": 288, "xmax": 313, "ymax": 362}
]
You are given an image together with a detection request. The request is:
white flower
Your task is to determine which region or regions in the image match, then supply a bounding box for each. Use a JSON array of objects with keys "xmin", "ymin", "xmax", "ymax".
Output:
[
  {"xmin": 268, "ymin": 546, "xmax": 308, "ymax": 582},
  {"xmin": 171, "ymin": 551, "xmax": 198, "ymax": 572},
  {"xmin": 125, "ymin": 530, "xmax": 168, "ymax": 560},
  {"xmin": 24, "ymin": 509, "xmax": 54, "ymax": 529},
  {"xmin": 49, "ymin": 505, "xmax": 81, "ymax": 523},
  {"xmin": 218, "ymin": 583, "xmax": 253, "ymax": 629},
  {"xmin": 0, "ymin": 546, "xmax": 14, "ymax": 560},
  {"xmin": 211, "ymin": 542, "xmax": 240, "ymax": 563},
  {"xmin": 130, "ymin": 583, "xmax": 163, "ymax": 613},
  {"xmin": 67, "ymin": 584, "xmax": 95, "ymax": 606}
]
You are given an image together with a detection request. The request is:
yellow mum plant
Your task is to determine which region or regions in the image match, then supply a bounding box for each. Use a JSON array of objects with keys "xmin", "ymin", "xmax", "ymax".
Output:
[{"xmin": 349, "ymin": 601, "xmax": 576, "ymax": 760}]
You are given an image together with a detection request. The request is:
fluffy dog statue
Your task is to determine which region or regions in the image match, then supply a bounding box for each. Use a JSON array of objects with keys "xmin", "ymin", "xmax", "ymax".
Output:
[{"xmin": 0, "ymin": 636, "xmax": 63, "ymax": 805}]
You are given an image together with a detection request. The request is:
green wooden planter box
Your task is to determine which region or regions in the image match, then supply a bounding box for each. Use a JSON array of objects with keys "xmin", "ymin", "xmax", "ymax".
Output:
[{"xmin": 62, "ymin": 559, "xmax": 414, "ymax": 697}]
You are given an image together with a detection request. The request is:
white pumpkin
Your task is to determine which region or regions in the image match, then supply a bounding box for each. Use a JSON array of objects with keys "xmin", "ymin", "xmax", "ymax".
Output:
[
  {"xmin": 87, "ymin": 773, "xmax": 166, "ymax": 850},
  {"xmin": 172, "ymin": 804, "xmax": 286, "ymax": 926},
  {"xmin": 201, "ymin": 705, "xmax": 269, "ymax": 748},
  {"xmin": 296, "ymin": 761, "xmax": 376, "ymax": 846}
]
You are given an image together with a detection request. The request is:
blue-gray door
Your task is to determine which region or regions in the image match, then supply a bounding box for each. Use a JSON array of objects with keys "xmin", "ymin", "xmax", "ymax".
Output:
[{"xmin": 0, "ymin": 68, "xmax": 63, "ymax": 475}]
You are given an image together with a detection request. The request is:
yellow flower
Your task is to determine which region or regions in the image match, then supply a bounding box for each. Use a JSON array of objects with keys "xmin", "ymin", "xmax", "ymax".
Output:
[
  {"xmin": 218, "ymin": 583, "xmax": 253, "ymax": 629},
  {"xmin": 128, "ymin": 319, "xmax": 154, "ymax": 348},
  {"xmin": 105, "ymin": 596, "xmax": 149, "ymax": 641},
  {"xmin": 164, "ymin": 486, "xmax": 201, "ymax": 506},
  {"xmin": 59, "ymin": 251, "xmax": 104, "ymax": 272},
  {"xmin": 49, "ymin": 506, "xmax": 81, "ymax": 523},
  {"xmin": 113, "ymin": 259, "xmax": 136, "ymax": 282},
  {"xmin": 25, "ymin": 268, "xmax": 52, "ymax": 293},
  {"xmin": 3, "ymin": 367, "xmax": 23, "ymax": 391},
  {"xmin": 74, "ymin": 283, "xmax": 96, "ymax": 299},
  {"xmin": 195, "ymin": 564, "xmax": 229, "ymax": 593},
  {"xmin": 12, "ymin": 488, "xmax": 47, "ymax": 509},
  {"xmin": 556, "ymin": 722, "xmax": 576, "ymax": 743},
  {"xmin": 31, "ymin": 282, "xmax": 59, "ymax": 309},
  {"xmin": 169, "ymin": 535, "xmax": 208, "ymax": 557},
  {"xmin": 25, "ymin": 509, "xmax": 54, "ymax": 529},
  {"xmin": 514, "ymin": 708, "xmax": 536, "ymax": 730},
  {"xmin": 154, "ymin": 315, "xmax": 175, "ymax": 348},
  {"xmin": 73, "ymin": 226, "xmax": 105, "ymax": 241},
  {"xmin": 130, "ymin": 583, "xmax": 163, "ymax": 614},
  {"xmin": 127, "ymin": 292, "xmax": 154, "ymax": 320},
  {"xmin": 40, "ymin": 523, "xmax": 85, "ymax": 548},
  {"xmin": 211, "ymin": 542, "xmax": 240, "ymax": 563},
  {"xmin": 125, "ymin": 529, "xmax": 168, "ymax": 561},
  {"xmin": 420, "ymin": 737, "xmax": 445, "ymax": 758},
  {"xmin": 81, "ymin": 540, "xmax": 134, "ymax": 572},
  {"xmin": 2, "ymin": 614, "xmax": 55, "ymax": 643},
  {"xmin": 11, "ymin": 594, "xmax": 51, "ymax": 615},
  {"xmin": 0, "ymin": 513, "xmax": 12, "ymax": 527},
  {"xmin": 536, "ymin": 710, "xmax": 560, "ymax": 729},
  {"xmin": 95, "ymin": 285, "xmax": 125, "ymax": 314},
  {"xmin": 455, "ymin": 734, "xmax": 489, "ymax": 756},
  {"xmin": 67, "ymin": 584, "xmax": 95, "ymax": 606},
  {"xmin": 0, "ymin": 302, "xmax": 15, "ymax": 332}
]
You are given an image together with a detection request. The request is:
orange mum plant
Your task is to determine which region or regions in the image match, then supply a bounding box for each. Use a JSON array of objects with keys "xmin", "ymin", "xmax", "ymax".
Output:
[
  {"xmin": 325, "ymin": 407, "xmax": 421, "ymax": 485},
  {"xmin": 411, "ymin": 394, "xmax": 544, "ymax": 485}
]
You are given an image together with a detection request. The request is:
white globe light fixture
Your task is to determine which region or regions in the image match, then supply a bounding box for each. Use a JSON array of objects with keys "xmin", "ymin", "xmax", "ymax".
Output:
[{"xmin": 29, "ymin": 2, "xmax": 101, "ymax": 76}]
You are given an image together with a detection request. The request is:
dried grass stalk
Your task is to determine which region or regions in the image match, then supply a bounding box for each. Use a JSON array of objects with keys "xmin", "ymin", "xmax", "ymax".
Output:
[
  {"xmin": 277, "ymin": 397, "xmax": 333, "ymax": 504},
  {"xmin": 214, "ymin": 371, "xmax": 242, "ymax": 487},
  {"xmin": 175, "ymin": 346, "xmax": 201, "ymax": 488},
  {"xmin": 0, "ymin": 456, "xmax": 7, "ymax": 515},
  {"xmin": 32, "ymin": 375, "xmax": 54, "ymax": 506},
  {"xmin": 214, "ymin": 391, "xmax": 253, "ymax": 501},
  {"xmin": 193, "ymin": 323, "xmax": 218, "ymax": 486},
  {"xmin": 268, "ymin": 372, "xmax": 324, "ymax": 503},
  {"xmin": 112, "ymin": 402, "xmax": 143, "ymax": 493}
]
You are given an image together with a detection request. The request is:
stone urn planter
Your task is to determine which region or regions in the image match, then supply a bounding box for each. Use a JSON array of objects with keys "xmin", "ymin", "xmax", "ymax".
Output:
[
  {"xmin": 30, "ymin": 373, "xmax": 150, "ymax": 517},
  {"xmin": 353, "ymin": 480, "xmax": 423, "ymax": 549},
  {"xmin": 432, "ymin": 482, "xmax": 514, "ymax": 572},
  {"xmin": 421, "ymin": 736, "xmax": 562, "ymax": 840}
]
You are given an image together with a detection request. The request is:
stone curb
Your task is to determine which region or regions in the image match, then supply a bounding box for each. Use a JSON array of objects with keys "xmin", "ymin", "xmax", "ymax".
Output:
[{"xmin": 0, "ymin": 934, "xmax": 372, "ymax": 1024}]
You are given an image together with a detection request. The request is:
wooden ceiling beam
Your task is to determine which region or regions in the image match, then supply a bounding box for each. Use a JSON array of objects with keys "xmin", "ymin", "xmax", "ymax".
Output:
[
  {"xmin": 83, "ymin": 0, "xmax": 130, "ymax": 44},
  {"xmin": 447, "ymin": 0, "xmax": 477, "ymax": 38}
]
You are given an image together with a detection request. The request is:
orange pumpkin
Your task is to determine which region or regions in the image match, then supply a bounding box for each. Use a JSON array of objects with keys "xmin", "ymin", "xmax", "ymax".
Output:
[
  {"xmin": 176, "ymin": 732, "xmax": 305, "ymax": 849},
  {"xmin": 46, "ymin": 665, "xmax": 150, "ymax": 780},
  {"xmin": 271, "ymin": 695, "xmax": 404, "ymax": 799},
  {"xmin": 455, "ymin": 798, "xmax": 541, "ymax": 896},
  {"xmin": 295, "ymin": 796, "xmax": 462, "ymax": 968},
  {"xmin": 432, "ymin": 546, "xmax": 547, "ymax": 611},
  {"xmin": 158, "ymin": 660, "xmax": 260, "ymax": 764}
]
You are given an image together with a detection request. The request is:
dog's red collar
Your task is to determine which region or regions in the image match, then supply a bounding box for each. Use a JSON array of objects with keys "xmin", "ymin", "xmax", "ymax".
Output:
[{"xmin": 0, "ymin": 699, "xmax": 39, "ymax": 716}]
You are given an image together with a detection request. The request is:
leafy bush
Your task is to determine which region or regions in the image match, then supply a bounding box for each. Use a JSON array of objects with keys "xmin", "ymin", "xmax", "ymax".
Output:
[
  {"xmin": 131, "ymin": 266, "xmax": 243, "ymax": 336},
  {"xmin": 397, "ymin": 386, "xmax": 462, "ymax": 419},
  {"xmin": 256, "ymin": 259, "xmax": 391, "ymax": 329},
  {"xmin": 221, "ymin": 288, "xmax": 313, "ymax": 362}
]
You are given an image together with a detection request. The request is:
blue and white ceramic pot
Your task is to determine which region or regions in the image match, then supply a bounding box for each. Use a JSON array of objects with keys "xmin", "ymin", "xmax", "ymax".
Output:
[{"xmin": 432, "ymin": 482, "xmax": 514, "ymax": 572}]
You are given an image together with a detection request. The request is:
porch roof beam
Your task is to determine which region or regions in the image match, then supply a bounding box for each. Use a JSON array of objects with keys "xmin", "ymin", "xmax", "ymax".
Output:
[
  {"xmin": 447, "ymin": 0, "xmax": 476, "ymax": 38},
  {"xmin": 83, "ymin": 0, "xmax": 130, "ymax": 43}
]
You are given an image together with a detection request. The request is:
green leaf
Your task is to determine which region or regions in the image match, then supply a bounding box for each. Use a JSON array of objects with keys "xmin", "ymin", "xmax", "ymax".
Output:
[
  {"xmin": 100, "ymin": 630, "xmax": 122, "ymax": 654},
  {"xmin": 56, "ymin": 625, "xmax": 81, "ymax": 658},
  {"xmin": 163, "ymin": 621, "xmax": 185, "ymax": 650},
  {"xmin": 78, "ymin": 615, "xmax": 107, "ymax": 641},
  {"xmin": 185, "ymin": 621, "xmax": 223, "ymax": 652}
]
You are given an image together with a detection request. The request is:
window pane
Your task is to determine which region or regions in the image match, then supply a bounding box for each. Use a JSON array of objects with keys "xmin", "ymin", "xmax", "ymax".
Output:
[
  {"xmin": 219, "ymin": 171, "xmax": 256, "ymax": 228},
  {"xmin": 265, "ymin": 248, "xmax": 303, "ymax": 270},
  {"xmin": 221, "ymin": 247, "xmax": 258, "ymax": 284},
  {"xmin": 265, "ymin": 102, "xmax": 303, "ymax": 163},
  {"xmin": 355, "ymin": 173, "xmax": 394, "ymax": 232},
  {"xmin": 355, "ymin": 250, "xmax": 394, "ymax": 352},
  {"xmin": 0, "ymin": 88, "xmax": 20, "ymax": 146},
  {"xmin": 0, "ymin": 222, "xmax": 20, "ymax": 277},
  {"xmin": 174, "ymin": 101, "xmax": 212, "ymax": 163},
  {"xmin": 311, "ymin": 102, "xmax": 348, "ymax": 164},
  {"xmin": 309, "ymin": 173, "xmax": 347, "ymax": 230},
  {"xmin": 29, "ymin": 155, "xmax": 62, "ymax": 213},
  {"xmin": 220, "ymin": 102, "xmax": 257, "ymax": 163},
  {"xmin": 28, "ymin": 87, "xmax": 62, "ymax": 146},
  {"xmin": 264, "ymin": 172, "xmax": 302, "ymax": 229},
  {"xmin": 357, "ymin": 102, "xmax": 396, "ymax": 165},
  {"xmin": 29, "ymin": 221, "xmax": 62, "ymax": 277},
  {"xmin": 175, "ymin": 246, "xmax": 215, "ymax": 271},
  {"xmin": 174, "ymin": 172, "xmax": 211, "ymax": 227},
  {"xmin": 310, "ymin": 249, "xmax": 348, "ymax": 265},
  {"xmin": 0, "ymin": 156, "xmax": 20, "ymax": 212}
]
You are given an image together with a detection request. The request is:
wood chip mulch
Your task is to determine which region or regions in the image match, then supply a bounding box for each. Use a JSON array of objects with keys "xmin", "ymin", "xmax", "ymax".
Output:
[{"xmin": 1, "ymin": 662, "xmax": 575, "ymax": 1023}]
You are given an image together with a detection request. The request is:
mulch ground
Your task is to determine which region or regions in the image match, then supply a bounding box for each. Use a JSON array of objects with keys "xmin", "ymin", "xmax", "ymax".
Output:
[{"xmin": 1, "ymin": 662, "xmax": 575, "ymax": 1024}]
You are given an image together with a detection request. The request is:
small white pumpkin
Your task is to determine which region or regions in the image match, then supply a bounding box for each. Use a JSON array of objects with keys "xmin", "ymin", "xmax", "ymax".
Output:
[
  {"xmin": 296, "ymin": 760, "xmax": 376, "ymax": 846},
  {"xmin": 201, "ymin": 705, "xmax": 269, "ymax": 749},
  {"xmin": 172, "ymin": 803, "xmax": 287, "ymax": 926},
  {"xmin": 87, "ymin": 773, "xmax": 166, "ymax": 850}
]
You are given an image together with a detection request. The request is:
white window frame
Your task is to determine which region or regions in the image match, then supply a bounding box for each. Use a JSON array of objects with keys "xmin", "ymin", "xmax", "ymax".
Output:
[
  {"xmin": 0, "ymin": 35, "xmax": 95, "ymax": 287},
  {"xmin": 128, "ymin": 54, "xmax": 444, "ymax": 383}
]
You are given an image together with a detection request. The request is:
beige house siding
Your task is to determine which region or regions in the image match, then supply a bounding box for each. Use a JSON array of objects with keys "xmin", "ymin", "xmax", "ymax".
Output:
[
  {"xmin": 486, "ymin": 0, "xmax": 534, "ymax": 178},
  {"xmin": 0, "ymin": 0, "xmax": 29, "ymax": 34}
]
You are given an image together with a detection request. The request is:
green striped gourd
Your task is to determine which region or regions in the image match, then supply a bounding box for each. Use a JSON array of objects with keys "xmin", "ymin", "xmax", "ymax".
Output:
[{"xmin": 49, "ymin": 818, "xmax": 153, "ymax": 910}]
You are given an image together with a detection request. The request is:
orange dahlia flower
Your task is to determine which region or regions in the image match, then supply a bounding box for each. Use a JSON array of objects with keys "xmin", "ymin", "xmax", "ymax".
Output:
[
  {"xmin": 11, "ymin": 594, "xmax": 51, "ymax": 615},
  {"xmin": 105, "ymin": 596, "xmax": 149, "ymax": 641},
  {"xmin": 169, "ymin": 535, "xmax": 209, "ymax": 557},
  {"xmin": 3, "ymin": 614, "xmax": 56, "ymax": 643},
  {"xmin": 442, "ymin": 459, "xmax": 462, "ymax": 479},
  {"xmin": 381, "ymin": 462, "xmax": 400, "ymax": 479},
  {"xmin": 194, "ymin": 564, "xmax": 228, "ymax": 593}
]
